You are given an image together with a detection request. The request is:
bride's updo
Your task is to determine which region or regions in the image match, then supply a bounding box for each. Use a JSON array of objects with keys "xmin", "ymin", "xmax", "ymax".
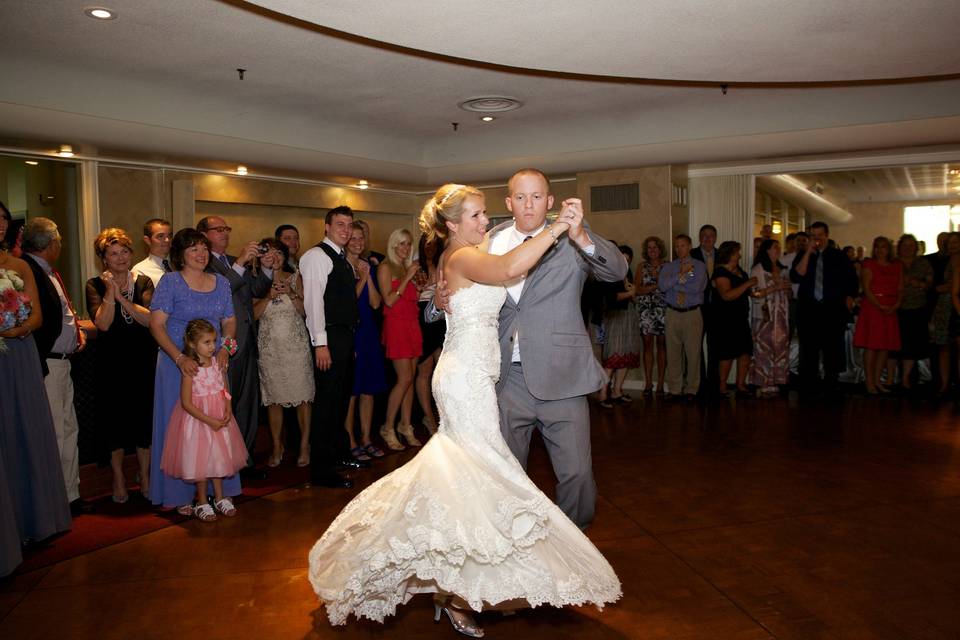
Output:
[{"xmin": 419, "ymin": 183, "xmax": 483, "ymax": 243}]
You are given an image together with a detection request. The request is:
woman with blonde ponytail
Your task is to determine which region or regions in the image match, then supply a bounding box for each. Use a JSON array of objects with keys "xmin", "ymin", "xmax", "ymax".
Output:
[{"xmin": 309, "ymin": 183, "xmax": 621, "ymax": 635}]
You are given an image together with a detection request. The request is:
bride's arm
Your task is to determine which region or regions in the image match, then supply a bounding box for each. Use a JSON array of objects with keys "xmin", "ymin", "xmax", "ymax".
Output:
[{"xmin": 448, "ymin": 222, "xmax": 570, "ymax": 285}]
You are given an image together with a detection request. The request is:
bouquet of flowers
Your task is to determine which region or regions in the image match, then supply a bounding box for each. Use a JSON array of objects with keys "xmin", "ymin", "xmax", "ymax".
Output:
[{"xmin": 0, "ymin": 267, "xmax": 32, "ymax": 354}]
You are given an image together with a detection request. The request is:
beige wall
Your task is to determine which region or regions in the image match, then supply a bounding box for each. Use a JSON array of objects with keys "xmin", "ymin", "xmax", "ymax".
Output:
[{"xmin": 832, "ymin": 198, "xmax": 960, "ymax": 250}]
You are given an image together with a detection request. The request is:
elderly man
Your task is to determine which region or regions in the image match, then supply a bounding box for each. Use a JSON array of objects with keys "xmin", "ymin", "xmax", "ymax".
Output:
[
  {"xmin": 659, "ymin": 234, "xmax": 708, "ymax": 401},
  {"xmin": 197, "ymin": 216, "xmax": 275, "ymax": 470},
  {"xmin": 132, "ymin": 218, "xmax": 173, "ymax": 287},
  {"xmin": 21, "ymin": 217, "xmax": 94, "ymax": 514}
]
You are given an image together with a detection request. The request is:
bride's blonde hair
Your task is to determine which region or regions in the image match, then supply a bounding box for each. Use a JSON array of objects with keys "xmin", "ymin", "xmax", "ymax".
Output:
[{"xmin": 419, "ymin": 183, "xmax": 484, "ymax": 244}]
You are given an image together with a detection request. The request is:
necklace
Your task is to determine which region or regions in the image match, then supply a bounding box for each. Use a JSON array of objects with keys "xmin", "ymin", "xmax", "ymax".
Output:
[{"xmin": 114, "ymin": 271, "xmax": 135, "ymax": 324}]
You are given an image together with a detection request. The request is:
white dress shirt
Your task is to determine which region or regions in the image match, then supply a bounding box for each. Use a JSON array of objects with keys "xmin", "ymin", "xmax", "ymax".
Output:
[
  {"xmin": 300, "ymin": 238, "xmax": 341, "ymax": 347},
  {"xmin": 132, "ymin": 253, "xmax": 169, "ymax": 287}
]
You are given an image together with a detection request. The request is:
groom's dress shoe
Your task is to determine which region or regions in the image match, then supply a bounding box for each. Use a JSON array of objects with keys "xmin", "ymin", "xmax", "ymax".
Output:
[
  {"xmin": 309, "ymin": 472, "xmax": 353, "ymax": 489},
  {"xmin": 336, "ymin": 458, "xmax": 370, "ymax": 470}
]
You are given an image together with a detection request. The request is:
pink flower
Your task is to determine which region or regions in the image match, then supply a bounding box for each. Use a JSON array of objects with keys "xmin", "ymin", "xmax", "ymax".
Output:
[{"xmin": 1, "ymin": 288, "xmax": 19, "ymax": 312}]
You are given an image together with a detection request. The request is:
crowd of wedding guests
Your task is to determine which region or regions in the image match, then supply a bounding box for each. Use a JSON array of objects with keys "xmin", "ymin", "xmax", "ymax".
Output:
[
  {"xmin": 5, "ymin": 194, "xmax": 960, "ymax": 576},
  {"xmin": 588, "ymin": 222, "xmax": 960, "ymax": 404},
  {"xmin": 0, "ymin": 203, "xmax": 453, "ymax": 575}
]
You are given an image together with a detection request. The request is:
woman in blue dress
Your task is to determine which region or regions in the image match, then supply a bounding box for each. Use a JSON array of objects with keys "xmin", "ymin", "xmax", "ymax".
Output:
[
  {"xmin": 344, "ymin": 222, "xmax": 387, "ymax": 461},
  {"xmin": 149, "ymin": 228, "xmax": 238, "ymax": 515}
]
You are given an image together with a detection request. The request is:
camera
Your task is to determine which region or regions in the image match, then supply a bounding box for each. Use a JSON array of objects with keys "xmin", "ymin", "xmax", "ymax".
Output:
[{"xmin": 257, "ymin": 244, "xmax": 270, "ymax": 254}]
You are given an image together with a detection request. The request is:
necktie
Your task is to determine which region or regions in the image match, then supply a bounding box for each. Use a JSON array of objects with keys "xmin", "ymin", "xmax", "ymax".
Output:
[
  {"xmin": 161, "ymin": 258, "xmax": 172, "ymax": 273},
  {"xmin": 51, "ymin": 269, "xmax": 81, "ymax": 351},
  {"xmin": 218, "ymin": 254, "xmax": 230, "ymax": 268},
  {"xmin": 705, "ymin": 254, "xmax": 714, "ymax": 278},
  {"xmin": 523, "ymin": 236, "xmax": 532, "ymax": 243},
  {"xmin": 814, "ymin": 251, "xmax": 824, "ymax": 301}
]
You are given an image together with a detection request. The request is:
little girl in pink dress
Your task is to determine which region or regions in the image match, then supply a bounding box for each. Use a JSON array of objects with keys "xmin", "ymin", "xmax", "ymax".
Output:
[{"xmin": 161, "ymin": 319, "xmax": 248, "ymax": 521}]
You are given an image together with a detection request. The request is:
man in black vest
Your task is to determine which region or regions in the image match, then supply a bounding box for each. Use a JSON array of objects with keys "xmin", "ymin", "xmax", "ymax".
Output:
[
  {"xmin": 790, "ymin": 221, "xmax": 859, "ymax": 395},
  {"xmin": 300, "ymin": 206, "xmax": 364, "ymax": 488}
]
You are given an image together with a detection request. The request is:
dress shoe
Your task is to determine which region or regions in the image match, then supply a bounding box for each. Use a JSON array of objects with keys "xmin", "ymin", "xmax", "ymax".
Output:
[
  {"xmin": 309, "ymin": 472, "xmax": 353, "ymax": 489},
  {"xmin": 69, "ymin": 498, "xmax": 95, "ymax": 515},
  {"xmin": 336, "ymin": 457, "xmax": 370, "ymax": 470}
]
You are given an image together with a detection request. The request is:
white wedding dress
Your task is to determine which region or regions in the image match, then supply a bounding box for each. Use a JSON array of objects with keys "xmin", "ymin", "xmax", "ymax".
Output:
[{"xmin": 308, "ymin": 283, "xmax": 622, "ymax": 625}]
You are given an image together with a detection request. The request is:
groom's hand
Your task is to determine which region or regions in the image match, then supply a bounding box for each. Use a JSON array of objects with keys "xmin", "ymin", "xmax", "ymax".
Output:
[
  {"xmin": 559, "ymin": 198, "xmax": 590, "ymax": 247},
  {"xmin": 434, "ymin": 268, "xmax": 452, "ymax": 313}
]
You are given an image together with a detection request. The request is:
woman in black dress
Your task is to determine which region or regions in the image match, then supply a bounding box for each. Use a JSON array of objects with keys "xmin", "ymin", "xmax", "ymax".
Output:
[
  {"xmin": 711, "ymin": 241, "xmax": 757, "ymax": 396},
  {"xmin": 414, "ymin": 234, "xmax": 445, "ymax": 435},
  {"xmin": 85, "ymin": 228, "xmax": 155, "ymax": 503}
]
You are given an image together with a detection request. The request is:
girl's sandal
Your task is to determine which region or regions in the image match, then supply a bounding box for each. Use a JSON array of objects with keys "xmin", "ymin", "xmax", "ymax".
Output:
[
  {"xmin": 194, "ymin": 503, "xmax": 217, "ymax": 522},
  {"xmin": 214, "ymin": 497, "xmax": 237, "ymax": 517}
]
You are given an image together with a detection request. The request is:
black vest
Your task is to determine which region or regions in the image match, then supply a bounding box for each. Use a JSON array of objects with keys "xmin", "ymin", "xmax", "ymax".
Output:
[{"xmin": 317, "ymin": 242, "xmax": 359, "ymax": 327}]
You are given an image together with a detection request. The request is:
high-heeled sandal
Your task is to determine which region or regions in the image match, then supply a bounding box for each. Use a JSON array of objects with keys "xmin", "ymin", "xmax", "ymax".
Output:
[
  {"xmin": 297, "ymin": 444, "xmax": 310, "ymax": 467},
  {"xmin": 268, "ymin": 445, "xmax": 284, "ymax": 468},
  {"xmin": 434, "ymin": 600, "xmax": 484, "ymax": 638},
  {"xmin": 363, "ymin": 443, "xmax": 385, "ymax": 458},
  {"xmin": 397, "ymin": 423, "xmax": 423, "ymax": 447},
  {"xmin": 379, "ymin": 424, "xmax": 405, "ymax": 451},
  {"xmin": 422, "ymin": 415, "xmax": 438, "ymax": 435}
]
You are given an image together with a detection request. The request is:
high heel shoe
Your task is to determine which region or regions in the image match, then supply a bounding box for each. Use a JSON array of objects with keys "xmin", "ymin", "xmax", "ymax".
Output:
[
  {"xmin": 434, "ymin": 602, "xmax": 484, "ymax": 638},
  {"xmin": 297, "ymin": 444, "xmax": 310, "ymax": 467},
  {"xmin": 422, "ymin": 415, "xmax": 438, "ymax": 435},
  {"xmin": 379, "ymin": 424, "xmax": 405, "ymax": 451},
  {"xmin": 268, "ymin": 445, "xmax": 284, "ymax": 468},
  {"xmin": 397, "ymin": 423, "xmax": 423, "ymax": 447}
]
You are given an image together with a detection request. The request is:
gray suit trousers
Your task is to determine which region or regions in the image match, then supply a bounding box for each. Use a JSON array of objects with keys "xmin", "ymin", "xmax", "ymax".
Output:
[
  {"xmin": 228, "ymin": 335, "xmax": 260, "ymax": 463},
  {"xmin": 498, "ymin": 363, "xmax": 596, "ymax": 529}
]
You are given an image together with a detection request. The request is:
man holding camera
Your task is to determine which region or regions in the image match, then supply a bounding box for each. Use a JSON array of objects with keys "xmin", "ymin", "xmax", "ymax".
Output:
[{"xmin": 199, "ymin": 216, "xmax": 275, "ymax": 470}]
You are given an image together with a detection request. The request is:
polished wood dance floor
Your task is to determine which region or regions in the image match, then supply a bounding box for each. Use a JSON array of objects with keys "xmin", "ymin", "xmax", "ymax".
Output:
[{"xmin": 3, "ymin": 391, "xmax": 960, "ymax": 639}]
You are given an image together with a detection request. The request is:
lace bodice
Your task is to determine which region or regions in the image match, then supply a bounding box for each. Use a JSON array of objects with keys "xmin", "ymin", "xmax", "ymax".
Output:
[{"xmin": 191, "ymin": 364, "xmax": 225, "ymax": 397}]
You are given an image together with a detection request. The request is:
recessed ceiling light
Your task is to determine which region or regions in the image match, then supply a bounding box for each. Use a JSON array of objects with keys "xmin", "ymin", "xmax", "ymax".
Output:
[
  {"xmin": 57, "ymin": 145, "xmax": 74, "ymax": 158},
  {"xmin": 480, "ymin": 116, "xmax": 495, "ymax": 122},
  {"xmin": 84, "ymin": 7, "xmax": 116, "ymax": 20},
  {"xmin": 236, "ymin": 165, "xmax": 248, "ymax": 175},
  {"xmin": 357, "ymin": 179, "xmax": 369, "ymax": 190},
  {"xmin": 25, "ymin": 160, "xmax": 39, "ymax": 166},
  {"xmin": 458, "ymin": 96, "xmax": 523, "ymax": 114}
]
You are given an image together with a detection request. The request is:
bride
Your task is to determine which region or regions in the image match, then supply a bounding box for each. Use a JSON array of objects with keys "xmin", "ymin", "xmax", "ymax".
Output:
[{"xmin": 308, "ymin": 183, "xmax": 621, "ymax": 636}]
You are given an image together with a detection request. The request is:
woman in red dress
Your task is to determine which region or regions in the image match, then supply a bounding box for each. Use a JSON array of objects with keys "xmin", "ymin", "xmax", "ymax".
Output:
[
  {"xmin": 377, "ymin": 228, "xmax": 423, "ymax": 451},
  {"xmin": 853, "ymin": 236, "xmax": 903, "ymax": 394}
]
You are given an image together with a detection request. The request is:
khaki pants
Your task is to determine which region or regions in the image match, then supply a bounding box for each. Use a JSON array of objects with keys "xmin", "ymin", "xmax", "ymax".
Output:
[
  {"xmin": 44, "ymin": 358, "xmax": 80, "ymax": 502},
  {"xmin": 665, "ymin": 307, "xmax": 703, "ymax": 395}
]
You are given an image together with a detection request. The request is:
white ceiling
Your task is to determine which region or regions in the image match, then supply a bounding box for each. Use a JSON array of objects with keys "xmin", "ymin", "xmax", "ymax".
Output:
[
  {"xmin": 0, "ymin": 0, "xmax": 959, "ymax": 188},
  {"xmin": 785, "ymin": 164, "xmax": 960, "ymax": 203}
]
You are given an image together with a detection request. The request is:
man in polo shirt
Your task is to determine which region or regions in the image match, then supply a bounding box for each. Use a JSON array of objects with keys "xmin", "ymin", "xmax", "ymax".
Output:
[{"xmin": 659, "ymin": 234, "xmax": 708, "ymax": 401}]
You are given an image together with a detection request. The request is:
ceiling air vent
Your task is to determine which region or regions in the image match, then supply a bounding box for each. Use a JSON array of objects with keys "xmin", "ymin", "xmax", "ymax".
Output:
[{"xmin": 590, "ymin": 183, "xmax": 640, "ymax": 212}]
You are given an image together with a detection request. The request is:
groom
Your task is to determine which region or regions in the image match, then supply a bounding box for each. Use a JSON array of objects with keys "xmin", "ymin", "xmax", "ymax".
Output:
[{"xmin": 434, "ymin": 169, "xmax": 626, "ymax": 529}]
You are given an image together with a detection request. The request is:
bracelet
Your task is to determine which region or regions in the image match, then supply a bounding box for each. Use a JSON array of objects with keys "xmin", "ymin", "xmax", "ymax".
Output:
[
  {"xmin": 547, "ymin": 226, "xmax": 560, "ymax": 245},
  {"xmin": 175, "ymin": 353, "xmax": 184, "ymax": 365}
]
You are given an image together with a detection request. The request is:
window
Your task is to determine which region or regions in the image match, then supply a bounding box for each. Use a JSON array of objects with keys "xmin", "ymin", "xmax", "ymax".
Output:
[{"xmin": 904, "ymin": 205, "xmax": 952, "ymax": 252}]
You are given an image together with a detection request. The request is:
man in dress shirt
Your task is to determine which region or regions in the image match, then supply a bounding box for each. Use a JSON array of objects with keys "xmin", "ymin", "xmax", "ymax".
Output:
[
  {"xmin": 132, "ymin": 218, "xmax": 172, "ymax": 287},
  {"xmin": 300, "ymin": 206, "xmax": 363, "ymax": 488},
  {"xmin": 21, "ymin": 218, "xmax": 93, "ymax": 513},
  {"xmin": 659, "ymin": 234, "xmax": 708, "ymax": 400},
  {"xmin": 690, "ymin": 224, "xmax": 718, "ymax": 396},
  {"xmin": 790, "ymin": 221, "xmax": 859, "ymax": 395},
  {"xmin": 198, "ymin": 216, "xmax": 274, "ymax": 470}
]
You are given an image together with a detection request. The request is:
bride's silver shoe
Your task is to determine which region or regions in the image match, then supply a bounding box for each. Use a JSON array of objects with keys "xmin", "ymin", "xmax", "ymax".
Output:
[{"xmin": 434, "ymin": 602, "xmax": 484, "ymax": 638}]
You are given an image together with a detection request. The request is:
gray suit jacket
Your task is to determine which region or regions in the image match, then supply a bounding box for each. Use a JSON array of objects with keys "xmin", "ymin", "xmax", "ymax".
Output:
[
  {"xmin": 207, "ymin": 255, "xmax": 272, "ymax": 356},
  {"xmin": 491, "ymin": 222, "xmax": 626, "ymax": 401}
]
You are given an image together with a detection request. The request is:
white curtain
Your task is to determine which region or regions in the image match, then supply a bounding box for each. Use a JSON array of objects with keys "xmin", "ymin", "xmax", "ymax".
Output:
[{"xmin": 688, "ymin": 174, "xmax": 755, "ymax": 263}]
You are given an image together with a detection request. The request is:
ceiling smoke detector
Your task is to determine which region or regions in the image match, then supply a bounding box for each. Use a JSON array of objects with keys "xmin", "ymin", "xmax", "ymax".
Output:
[{"xmin": 458, "ymin": 97, "xmax": 523, "ymax": 114}]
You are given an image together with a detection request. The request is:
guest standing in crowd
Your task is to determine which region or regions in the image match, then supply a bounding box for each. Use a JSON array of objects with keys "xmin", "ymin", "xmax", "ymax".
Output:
[
  {"xmin": 691, "ymin": 224, "xmax": 718, "ymax": 396},
  {"xmin": 0, "ymin": 204, "xmax": 71, "ymax": 577},
  {"xmin": 378, "ymin": 228, "xmax": 423, "ymax": 450},
  {"xmin": 301, "ymin": 206, "xmax": 363, "ymax": 489},
  {"xmin": 635, "ymin": 236, "xmax": 667, "ymax": 396},
  {"xmin": 599, "ymin": 245, "xmax": 641, "ymax": 408},
  {"xmin": 930, "ymin": 232, "xmax": 959, "ymax": 396},
  {"xmin": 253, "ymin": 238, "xmax": 314, "ymax": 468},
  {"xmin": 893, "ymin": 234, "xmax": 932, "ymax": 390},
  {"xmin": 343, "ymin": 222, "xmax": 386, "ymax": 461},
  {"xmin": 951, "ymin": 245, "xmax": 960, "ymax": 395},
  {"xmin": 711, "ymin": 241, "xmax": 757, "ymax": 396},
  {"xmin": 21, "ymin": 218, "xmax": 93, "ymax": 514},
  {"xmin": 354, "ymin": 219, "xmax": 386, "ymax": 266},
  {"xmin": 854, "ymin": 236, "xmax": 903, "ymax": 394},
  {"xmin": 85, "ymin": 228, "xmax": 155, "ymax": 502},
  {"xmin": 275, "ymin": 223, "xmax": 301, "ymax": 270},
  {"xmin": 149, "ymin": 228, "xmax": 239, "ymax": 513},
  {"xmin": 199, "ymin": 216, "xmax": 274, "ymax": 469},
  {"xmin": 749, "ymin": 239, "xmax": 792, "ymax": 396},
  {"xmin": 781, "ymin": 231, "xmax": 807, "ymax": 342},
  {"xmin": 414, "ymin": 233, "xmax": 444, "ymax": 434},
  {"xmin": 659, "ymin": 234, "xmax": 707, "ymax": 400},
  {"xmin": 132, "ymin": 218, "xmax": 173, "ymax": 287},
  {"xmin": 791, "ymin": 221, "xmax": 859, "ymax": 396}
]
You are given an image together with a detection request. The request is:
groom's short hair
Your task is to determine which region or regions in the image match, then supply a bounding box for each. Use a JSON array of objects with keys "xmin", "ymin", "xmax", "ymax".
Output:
[{"xmin": 508, "ymin": 168, "xmax": 551, "ymax": 194}]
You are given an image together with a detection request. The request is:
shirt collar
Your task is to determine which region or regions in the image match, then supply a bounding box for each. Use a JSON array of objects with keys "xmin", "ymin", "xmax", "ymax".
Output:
[
  {"xmin": 322, "ymin": 237, "xmax": 343, "ymax": 255},
  {"xmin": 148, "ymin": 254, "xmax": 167, "ymax": 266},
  {"xmin": 31, "ymin": 254, "xmax": 53, "ymax": 274},
  {"xmin": 511, "ymin": 222, "xmax": 546, "ymax": 242}
]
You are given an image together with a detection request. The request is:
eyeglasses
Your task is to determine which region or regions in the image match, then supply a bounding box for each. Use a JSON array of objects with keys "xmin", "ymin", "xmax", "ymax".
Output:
[{"xmin": 208, "ymin": 226, "xmax": 232, "ymax": 233}]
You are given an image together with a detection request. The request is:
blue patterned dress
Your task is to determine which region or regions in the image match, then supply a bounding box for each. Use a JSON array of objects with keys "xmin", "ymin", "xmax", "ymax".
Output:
[{"xmin": 149, "ymin": 272, "xmax": 237, "ymax": 508}]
